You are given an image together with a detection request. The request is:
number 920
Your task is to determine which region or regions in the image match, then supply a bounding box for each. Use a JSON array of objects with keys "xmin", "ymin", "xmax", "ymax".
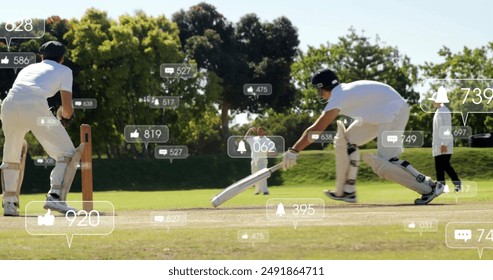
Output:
[{"xmin": 65, "ymin": 210, "xmax": 100, "ymax": 227}]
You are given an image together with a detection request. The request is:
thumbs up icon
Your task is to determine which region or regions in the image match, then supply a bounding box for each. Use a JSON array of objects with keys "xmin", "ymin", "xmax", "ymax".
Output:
[
  {"xmin": 130, "ymin": 129, "xmax": 140, "ymax": 139},
  {"xmin": 37, "ymin": 209, "xmax": 55, "ymax": 226},
  {"xmin": 0, "ymin": 56, "xmax": 9, "ymax": 64}
]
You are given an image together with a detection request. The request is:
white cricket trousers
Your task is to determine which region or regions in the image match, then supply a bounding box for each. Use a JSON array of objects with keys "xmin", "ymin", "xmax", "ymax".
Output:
[
  {"xmin": 345, "ymin": 102, "xmax": 410, "ymax": 160},
  {"xmin": 1, "ymin": 93, "xmax": 75, "ymax": 199},
  {"xmin": 251, "ymin": 158, "xmax": 268, "ymax": 193}
]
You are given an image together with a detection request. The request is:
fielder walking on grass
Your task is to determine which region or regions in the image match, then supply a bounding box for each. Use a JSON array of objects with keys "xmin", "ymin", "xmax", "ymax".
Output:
[
  {"xmin": 282, "ymin": 69, "xmax": 444, "ymax": 204},
  {"xmin": 1, "ymin": 41, "xmax": 83, "ymax": 216},
  {"xmin": 429, "ymin": 86, "xmax": 461, "ymax": 192}
]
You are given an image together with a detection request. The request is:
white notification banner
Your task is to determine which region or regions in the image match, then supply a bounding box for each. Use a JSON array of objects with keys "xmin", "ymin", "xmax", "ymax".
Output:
[
  {"xmin": 420, "ymin": 79, "xmax": 493, "ymax": 125},
  {"xmin": 441, "ymin": 181, "xmax": 478, "ymax": 203},
  {"xmin": 266, "ymin": 198, "xmax": 325, "ymax": 229},
  {"xmin": 150, "ymin": 211, "xmax": 188, "ymax": 232},
  {"xmin": 445, "ymin": 222, "xmax": 493, "ymax": 259},
  {"xmin": 124, "ymin": 125, "xmax": 169, "ymax": 149},
  {"xmin": 403, "ymin": 218, "xmax": 438, "ymax": 236},
  {"xmin": 237, "ymin": 229, "xmax": 269, "ymax": 247},
  {"xmin": 25, "ymin": 201, "xmax": 115, "ymax": 248},
  {"xmin": 0, "ymin": 19, "xmax": 45, "ymax": 50}
]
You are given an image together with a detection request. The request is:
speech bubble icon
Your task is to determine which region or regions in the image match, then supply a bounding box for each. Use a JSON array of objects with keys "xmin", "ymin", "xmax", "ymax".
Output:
[
  {"xmin": 237, "ymin": 229, "xmax": 269, "ymax": 247},
  {"xmin": 25, "ymin": 201, "xmax": 115, "ymax": 248},
  {"xmin": 0, "ymin": 19, "xmax": 45, "ymax": 51},
  {"xmin": 266, "ymin": 198, "xmax": 325, "ymax": 229},
  {"xmin": 0, "ymin": 52, "xmax": 36, "ymax": 73},
  {"xmin": 420, "ymin": 79, "xmax": 493, "ymax": 126},
  {"xmin": 387, "ymin": 135, "xmax": 398, "ymax": 143},
  {"xmin": 440, "ymin": 180, "xmax": 478, "ymax": 203},
  {"xmin": 148, "ymin": 96, "xmax": 180, "ymax": 109},
  {"xmin": 403, "ymin": 218, "xmax": 438, "ymax": 237},
  {"xmin": 124, "ymin": 125, "xmax": 169, "ymax": 149},
  {"xmin": 153, "ymin": 215, "xmax": 165, "ymax": 222},
  {"xmin": 446, "ymin": 222, "xmax": 493, "ymax": 259},
  {"xmin": 154, "ymin": 145, "xmax": 189, "ymax": 163},
  {"xmin": 160, "ymin": 63, "xmax": 197, "ymax": 81},
  {"xmin": 150, "ymin": 211, "xmax": 187, "ymax": 232},
  {"xmin": 454, "ymin": 229, "xmax": 472, "ymax": 242},
  {"xmin": 164, "ymin": 67, "xmax": 174, "ymax": 74}
]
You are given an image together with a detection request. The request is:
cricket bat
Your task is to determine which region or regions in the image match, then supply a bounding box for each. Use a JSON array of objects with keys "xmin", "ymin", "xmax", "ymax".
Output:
[{"xmin": 211, "ymin": 163, "xmax": 283, "ymax": 207}]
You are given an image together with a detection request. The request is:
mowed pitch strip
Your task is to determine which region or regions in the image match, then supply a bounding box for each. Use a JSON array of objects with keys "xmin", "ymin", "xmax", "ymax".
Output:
[
  {"xmin": 113, "ymin": 202, "xmax": 492, "ymax": 229},
  {"xmin": 8, "ymin": 203, "xmax": 487, "ymax": 230}
]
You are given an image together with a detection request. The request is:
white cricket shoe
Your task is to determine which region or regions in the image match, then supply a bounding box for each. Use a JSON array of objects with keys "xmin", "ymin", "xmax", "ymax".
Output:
[
  {"xmin": 43, "ymin": 194, "xmax": 77, "ymax": 214},
  {"xmin": 3, "ymin": 201, "xmax": 19, "ymax": 216},
  {"xmin": 414, "ymin": 182, "xmax": 445, "ymax": 205},
  {"xmin": 324, "ymin": 190, "xmax": 357, "ymax": 203}
]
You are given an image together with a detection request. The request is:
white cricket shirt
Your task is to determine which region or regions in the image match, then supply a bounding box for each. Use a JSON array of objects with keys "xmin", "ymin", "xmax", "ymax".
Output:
[
  {"xmin": 432, "ymin": 105, "xmax": 453, "ymax": 157},
  {"xmin": 324, "ymin": 81, "xmax": 407, "ymax": 124},
  {"xmin": 8, "ymin": 60, "xmax": 73, "ymax": 98}
]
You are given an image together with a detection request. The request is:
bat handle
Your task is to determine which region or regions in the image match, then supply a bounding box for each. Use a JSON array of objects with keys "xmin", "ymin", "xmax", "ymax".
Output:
[{"xmin": 269, "ymin": 163, "xmax": 284, "ymax": 173}]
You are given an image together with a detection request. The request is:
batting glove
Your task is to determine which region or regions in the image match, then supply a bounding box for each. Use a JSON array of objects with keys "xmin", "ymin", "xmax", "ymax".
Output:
[
  {"xmin": 282, "ymin": 148, "xmax": 298, "ymax": 170},
  {"xmin": 56, "ymin": 107, "xmax": 74, "ymax": 128}
]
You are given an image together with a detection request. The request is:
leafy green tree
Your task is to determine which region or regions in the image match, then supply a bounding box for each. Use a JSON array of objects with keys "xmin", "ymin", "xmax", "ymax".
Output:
[
  {"xmin": 65, "ymin": 9, "xmax": 183, "ymax": 158},
  {"xmin": 421, "ymin": 45, "xmax": 493, "ymax": 134},
  {"xmin": 291, "ymin": 28, "xmax": 418, "ymax": 114},
  {"xmin": 236, "ymin": 14, "xmax": 299, "ymax": 113},
  {"xmin": 173, "ymin": 3, "xmax": 299, "ymax": 138}
]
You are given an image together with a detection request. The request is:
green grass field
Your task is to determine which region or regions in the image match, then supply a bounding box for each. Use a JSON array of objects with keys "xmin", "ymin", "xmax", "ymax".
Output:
[{"xmin": 1, "ymin": 179, "xmax": 492, "ymax": 260}]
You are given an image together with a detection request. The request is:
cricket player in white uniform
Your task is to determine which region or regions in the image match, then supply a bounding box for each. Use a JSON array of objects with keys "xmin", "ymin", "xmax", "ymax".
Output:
[
  {"xmin": 244, "ymin": 127, "xmax": 276, "ymax": 195},
  {"xmin": 429, "ymin": 86, "xmax": 461, "ymax": 192},
  {"xmin": 1, "ymin": 41, "xmax": 82, "ymax": 216},
  {"xmin": 282, "ymin": 69, "xmax": 443, "ymax": 204}
]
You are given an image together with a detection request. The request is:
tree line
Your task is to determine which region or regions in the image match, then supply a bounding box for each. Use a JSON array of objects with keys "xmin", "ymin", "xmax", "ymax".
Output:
[{"xmin": 1, "ymin": 2, "xmax": 492, "ymax": 158}]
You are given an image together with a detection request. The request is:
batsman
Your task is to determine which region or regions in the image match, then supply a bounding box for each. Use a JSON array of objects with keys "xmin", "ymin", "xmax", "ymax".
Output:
[
  {"xmin": 282, "ymin": 69, "xmax": 443, "ymax": 204},
  {"xmin": 1, "ymin": 41, "xmax": 84, "ymax": 216}
]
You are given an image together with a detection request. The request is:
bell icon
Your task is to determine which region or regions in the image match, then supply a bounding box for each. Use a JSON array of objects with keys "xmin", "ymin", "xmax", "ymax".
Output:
[
  {"xmin": 154, "ymin": 98, "xmax": 160, "ymax": 106},
  {"xmin": 237, "ymin": 140, "xmax": 247, "ymax": 154},
  {"xmin": 276, "ymin": 203, "xmax": 286, "ymax": 217}
]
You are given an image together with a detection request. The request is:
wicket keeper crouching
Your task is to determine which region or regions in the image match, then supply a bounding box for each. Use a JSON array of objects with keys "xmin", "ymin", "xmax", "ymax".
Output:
[
  {"xmin": 282, "ymin": 69, "xmax": 444, "ymax": 205},
  {"xmin": 1, "ymin": 41, "xmax": 83, "ymax": 216}
]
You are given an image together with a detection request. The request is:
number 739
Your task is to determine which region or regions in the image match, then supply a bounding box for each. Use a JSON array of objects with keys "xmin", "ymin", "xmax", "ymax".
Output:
[{"xmin": 461, "ymin": 88, "xmax": 493, "ymax": 105}]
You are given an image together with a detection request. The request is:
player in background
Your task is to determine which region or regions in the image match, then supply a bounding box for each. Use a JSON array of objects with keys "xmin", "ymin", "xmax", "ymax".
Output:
[
  {"xmin": 244, "ymin": 127, "xmax": 276, "ymax": 195},
  {"xmin": 282, "ymin": 69, "xmax": 444, "ymax": 204},
  {"xmin": 429, "ymin": 86, "xmax": 461, "ymax": 192},
  {"xmin": 1, "ymin": 41, "xmax": 82, "ymax": 216}
]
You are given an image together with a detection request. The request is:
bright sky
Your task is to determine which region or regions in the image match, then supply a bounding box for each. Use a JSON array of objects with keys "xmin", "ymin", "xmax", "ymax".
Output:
[{"xmin": 2, "ymin": 0, "xmax": 492, "ymax": 65}]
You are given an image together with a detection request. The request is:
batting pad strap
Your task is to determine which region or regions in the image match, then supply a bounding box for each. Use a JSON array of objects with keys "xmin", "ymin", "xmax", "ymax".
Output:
[
  {"xmin": 49, "ymin": 185, "xmax": 62, "ymax": 194},
  {"xmin": 389, "ymin": 158, "xmax": 425, "ymax": 183},
  {"xmin": 56, "ymin": 157, "xmax": 72, "ymax": 164},
  {"xmin": 0, "ymin": 162, "xmax": 21, "ymax": 170}
]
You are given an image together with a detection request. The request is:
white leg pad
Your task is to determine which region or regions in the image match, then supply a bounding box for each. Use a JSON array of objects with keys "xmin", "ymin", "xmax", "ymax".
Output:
[
  {"xmin": 334, "ymin": 120, "xmax": 359, "ymax": 196},
  {"xmin": 49, "ymin": 143, "xmax": 85, "ymax": 201},
  {"xmin": 1, "ymin": 140, "xmax": 28, "ymax": 205},
  {"xmin": 363, "ymin": 154, "xmax": 433, "ymax": 194}
]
